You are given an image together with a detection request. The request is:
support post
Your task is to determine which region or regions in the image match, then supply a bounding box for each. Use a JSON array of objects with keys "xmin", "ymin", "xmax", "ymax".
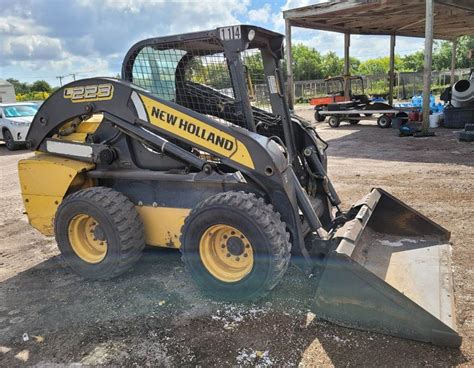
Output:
[
  {"xmin": 285, "ymin": 19, "xmax": 294, "ymax": 110},
  {"xmin": 344, "ymin": 33, "xmax": 351, "ymax": 100},
  {"xmin": 389, "ymin": 34, "xmax": 396, "ymax": 106},
  {"xmin": 450, "ymin": 38, "xmax": 457, "ymax": 87},
  {"xmin": 421, "ymin": 0, "xmax": 434, "ymax": 134}
]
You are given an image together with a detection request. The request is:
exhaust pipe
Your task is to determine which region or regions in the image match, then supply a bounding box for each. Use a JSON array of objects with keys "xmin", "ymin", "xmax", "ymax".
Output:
[{"xmin": 312, "ymin": 188, "xmax": 461, "ymax": 347}]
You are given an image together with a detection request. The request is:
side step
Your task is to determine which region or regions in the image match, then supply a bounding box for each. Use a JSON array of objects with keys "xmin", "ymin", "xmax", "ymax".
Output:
[{"xmin": 312, "ymin": 188, "xmax": 462, "ymax": 347}]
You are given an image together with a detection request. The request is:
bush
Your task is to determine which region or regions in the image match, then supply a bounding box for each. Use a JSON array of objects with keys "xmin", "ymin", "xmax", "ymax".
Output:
[{"xmin": 16, "ymin": 91, "xmax": 50, "ymax": 101}]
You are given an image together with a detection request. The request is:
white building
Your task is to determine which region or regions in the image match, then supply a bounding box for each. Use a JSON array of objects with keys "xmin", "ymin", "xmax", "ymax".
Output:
[{"xmin": 0, "ymin": 80, "xmax": 16, "ymax": 103}]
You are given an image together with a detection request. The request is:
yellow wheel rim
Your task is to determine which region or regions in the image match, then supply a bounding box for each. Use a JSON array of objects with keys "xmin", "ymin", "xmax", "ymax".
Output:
[
  {"xmin": 68, "ymin": 214, "xmax": 108, "ymax": 264},
  {"xmin": 199, "ymin": 224, "xmax": 254, "ymax": 283}
]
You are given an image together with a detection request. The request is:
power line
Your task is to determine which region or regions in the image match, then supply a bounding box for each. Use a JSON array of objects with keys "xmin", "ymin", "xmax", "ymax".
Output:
[
  {"xmin": 56, "ymin": 75, "xmax": 64, "ymax": 86},
  {"xmin": 10, "ymin": 68, "xmax": 114, "ymax": 82},
  {"xmin": 56, "ymin": 73, "xmax": 79, "ymax": 86}
]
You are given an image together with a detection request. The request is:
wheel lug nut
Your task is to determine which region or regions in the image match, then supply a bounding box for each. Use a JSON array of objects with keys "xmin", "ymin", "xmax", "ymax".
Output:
[
  {"xmin": 223, "ymin": 235, "xmax": 228, "ymax": 239},
  {"xmin": 235, "ymin": 257, "xmax": 240, "ymax": 261},
  {"xmin": 243, "ymin": 254, "xmax": 248, "ymax": 258},
  {"xmin": 246, "ymin": 244, "xmax": 250, "ymax": 248},
  {"xmin": 221, "ymin": 244, "xmax": 226, "ymax": 249},
  {"xmin": 226, "ymin": 253, "xmax": 231, "ymax": 257},
  {"xmin": 231, "ymin": 231, "xmax": 235, "ymax": 235}
]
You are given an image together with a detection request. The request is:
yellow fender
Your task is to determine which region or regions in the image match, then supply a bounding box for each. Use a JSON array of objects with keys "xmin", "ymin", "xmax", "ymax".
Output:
[{"xmin": 18, "ymin": 154, "xmax": 95, "ymax": 236}]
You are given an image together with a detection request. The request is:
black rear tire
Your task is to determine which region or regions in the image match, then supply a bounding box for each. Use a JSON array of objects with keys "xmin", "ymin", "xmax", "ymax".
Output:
[
  {"xmin": 377, "ymin": 114, "xmax": 392, "ymax": 128},
  {"xmin": 314, "ymin": 109, "xmax": 326, "ymax": 122},
  {"xmin": 54, "ymin": 187, "xmax": 145, "ymax": 279},
  {"xmin": 327, "ymin": 115, "xmax": 341, "ymax": 128},
  {"xmin": 3, "ymin": 130, "xmax": 19, "ymax": 151},
  {"xmin": 349, "ymin": 114, "xmax": 360, "ymax": 125},
  {"xmin": 180, "ymin": 191, "xmax": 291, "ymax": 301}
]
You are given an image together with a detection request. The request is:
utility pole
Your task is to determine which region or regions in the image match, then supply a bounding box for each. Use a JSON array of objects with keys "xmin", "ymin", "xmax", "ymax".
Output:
[
  {"xmin": 56, "ymin": 75, "xmax": 64, "ymax": 87},
  {"xmin": 285, "ymin": 19, "xmax": 294, "ymax": 110},
  {"xmin": 450, "ymin": 39, "xmax": 457, "ymax": 87},
  {"xmin": 343, "ymin": 33, "xmax": 351, "ymax": 101},
  {"xmin": 421, "ymin": 0, "xmax": 434, "ymax": 135},
  {"xmin": 388, "ymin": 34, "xmax": 396, "ymax": 106}
]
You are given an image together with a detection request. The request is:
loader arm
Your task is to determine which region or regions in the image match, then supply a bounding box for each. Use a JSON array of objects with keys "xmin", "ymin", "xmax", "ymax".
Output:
[{"xmin": 26, "ymin": 77, "xmax": 310, "ymax": 256}]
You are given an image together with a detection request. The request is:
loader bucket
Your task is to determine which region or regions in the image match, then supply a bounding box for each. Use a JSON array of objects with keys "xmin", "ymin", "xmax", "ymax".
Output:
[{"xmin": 313, "ymin": 188, "xmax": 462, "ymax": 347}]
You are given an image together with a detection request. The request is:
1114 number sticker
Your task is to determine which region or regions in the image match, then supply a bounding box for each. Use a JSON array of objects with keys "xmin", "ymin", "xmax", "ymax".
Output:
[{"xmin": 218, "ymin": 26, "xmax": 241, "ymax": 41}]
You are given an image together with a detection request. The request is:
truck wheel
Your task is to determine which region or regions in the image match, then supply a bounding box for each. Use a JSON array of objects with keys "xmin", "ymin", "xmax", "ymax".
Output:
[
  {"xmin": 3, "ymin": 130, "xmax": 19, "ymax": 151},
  {"xmin": 54, "ymin": 187, "xmax": 145, "ymax": 279},
  {"xmin": 349, "ymin": 114, "xmax": 360, "ymax": 125},
  {"xmin": 314, "ymin": 109, "xmax": 326, "ymax": 122},
  {"xmin": 377, "ymin": 114, "xmax": 392, "ymax": 128},
  {"xmin": 180, "ymin": 191, "xmax": 291, "ymax": 301},
  {"xmin": 327, "ymin": 116, "xmax": 341, "ymax": 128}
]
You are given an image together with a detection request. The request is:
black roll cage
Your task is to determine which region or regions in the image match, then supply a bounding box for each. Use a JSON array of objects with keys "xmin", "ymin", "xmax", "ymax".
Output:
[{"xmin": 121, "ymin": 25, "xmax": 298, "ymax": 162}]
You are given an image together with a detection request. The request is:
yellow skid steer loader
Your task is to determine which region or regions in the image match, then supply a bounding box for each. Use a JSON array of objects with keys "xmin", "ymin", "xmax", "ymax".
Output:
[{"xmin": 19, "ymin": 25, "xmax": 461, "ymax": 347}]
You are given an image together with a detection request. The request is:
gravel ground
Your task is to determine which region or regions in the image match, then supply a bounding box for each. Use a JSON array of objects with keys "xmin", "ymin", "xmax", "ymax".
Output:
[{"xmin": 0, "ymin": 108, "xmax": 472, "ymax": 367}]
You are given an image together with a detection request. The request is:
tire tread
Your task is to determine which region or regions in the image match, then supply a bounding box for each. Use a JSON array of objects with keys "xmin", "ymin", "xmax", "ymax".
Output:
[
  {"xmin": 55, "ymin": 186, "xmax": 145, "ymax": 279},
  {"xmin": 180, "ymin": 191, "xmax": 291, "ymax": 301}
]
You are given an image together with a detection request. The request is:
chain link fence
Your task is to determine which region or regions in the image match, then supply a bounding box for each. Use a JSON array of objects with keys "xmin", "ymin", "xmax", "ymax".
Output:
[{"xmin": 294, "ymin": 68, "xmax": 472, "ymax": 102}]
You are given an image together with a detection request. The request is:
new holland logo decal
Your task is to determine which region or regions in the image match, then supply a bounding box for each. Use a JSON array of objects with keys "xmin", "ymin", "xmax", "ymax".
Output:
[{"xmin": 139, "ymin": 94, "xmax": 254, "ymax": 169}]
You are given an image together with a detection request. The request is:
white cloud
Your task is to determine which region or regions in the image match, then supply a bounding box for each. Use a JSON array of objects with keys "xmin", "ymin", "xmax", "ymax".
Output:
[
  {"xmin": 0, "ymin": 0, "xmax": 428, "ymax": 86},
  {"xmin": 0, "ymin": 16, "xmax": 48, "ymax": 36},
  {"xmin": 248, "ymin": 3, "xmax": 272, "ymax": 23},
  {"xmin": 271, "ymin": 0, "xmax": 321, "ymax": 31},
  {"xmin": 2, "ymin": 35, "xmax": 65, "ymax": 62},
  {"xmin": 0, "ymin": 0, "xmax": 252, "ymax": 85},
  {"xmin": 299, "ymin": 32, "xmax": 425, "ymax": 60}
]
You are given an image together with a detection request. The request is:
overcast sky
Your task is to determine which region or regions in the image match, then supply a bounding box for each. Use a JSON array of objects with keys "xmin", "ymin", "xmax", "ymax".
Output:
[{"xmin": 0, "ymin": 0, "xmax": 426, "ymax": 87}]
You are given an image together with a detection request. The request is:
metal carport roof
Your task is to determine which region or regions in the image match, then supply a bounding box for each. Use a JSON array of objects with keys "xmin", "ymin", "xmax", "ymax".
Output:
[{"xmin": 283, "ymin": 0, "xmax": 474, "ymax": 40}]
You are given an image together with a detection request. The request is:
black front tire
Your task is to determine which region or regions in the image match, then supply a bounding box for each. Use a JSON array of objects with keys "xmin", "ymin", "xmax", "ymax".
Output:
[
  {"xmin": 180, "ymin": 191, "xmax": 291, "ymax": 301},
  {"xmin": 3, "ymin": 130, "xmax": 19, "ymax": 151},
  {"xmin": 54, "ymin": 187, "xmax": 145, "ymax": 279},
  {"xmin": 327, "ymin": 116, "xmax": 341, "ymax": 128}
]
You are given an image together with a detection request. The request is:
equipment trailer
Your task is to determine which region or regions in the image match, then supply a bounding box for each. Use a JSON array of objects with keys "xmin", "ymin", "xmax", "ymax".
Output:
[
  {"xmin": 311, "ymin": 75, "xmax": 412, "ymax": 128},
  {"xmin": 318, "ymin": 106, "xmax": 411, "ymax": 128},
  {"xmin": 19, "ymin": 25, "xmax": 461, "ymax": 347}
]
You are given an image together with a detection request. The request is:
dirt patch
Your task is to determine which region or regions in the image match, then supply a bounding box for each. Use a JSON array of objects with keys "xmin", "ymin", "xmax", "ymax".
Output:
[{"xmin": 0, "ymin": 112, "xmax": 472, "ymax": 366}]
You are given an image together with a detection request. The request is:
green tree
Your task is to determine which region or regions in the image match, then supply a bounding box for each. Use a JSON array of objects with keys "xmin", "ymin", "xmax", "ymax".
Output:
[
  {"xmin": 433, "ymin": 36, "xmax": 474, "ymax": 70},
  {"xmin": 349, "ymin": 57, "xmax": 361, "ymax": 74},
  {"xmin": 31, "ymin": 80, "xmax": 52, "ymax": 93},
  {"xmin": 359, "ymin": 56, "xmax": 385, "ymax": 75},
  {"xmin": 292, "ymin": 44, "xmax": 323, "ymax": 80},
  {"xmin": 6, "ymin": 78, "xmax": 30, "ymax": 94},
  {"xmin": 320, "ymin": 51, "xmax": 344, "ymax": 77},
  {"xmin": 400, "ymin": 50, "xmax": 424, "ymax": 72},
  {"xmin": 243, "ymin": 52, "xmax": 265, "ymax": 79}
]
